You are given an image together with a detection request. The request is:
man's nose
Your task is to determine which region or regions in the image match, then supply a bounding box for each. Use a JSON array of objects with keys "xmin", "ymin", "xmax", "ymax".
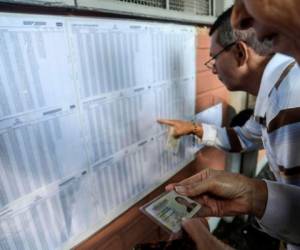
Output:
[{"xmin": 231, "ymin": 0, "xmax": 254, "ymax": 30}]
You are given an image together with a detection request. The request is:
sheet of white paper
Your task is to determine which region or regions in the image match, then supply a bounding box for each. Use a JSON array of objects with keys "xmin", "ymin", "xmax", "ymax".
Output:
[
  {"xmin": 195, "ymin": 103, "xmax": 223, "ymax": 126},
  {"xmin": 0, "ymin": 13, "xmax": 197, "ymax": 250}
]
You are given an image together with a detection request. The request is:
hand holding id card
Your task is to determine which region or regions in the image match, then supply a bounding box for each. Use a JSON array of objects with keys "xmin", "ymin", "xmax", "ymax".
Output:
[{"xmin": 140, "ymin": 191, "xmax": 201, "ymax": 234}]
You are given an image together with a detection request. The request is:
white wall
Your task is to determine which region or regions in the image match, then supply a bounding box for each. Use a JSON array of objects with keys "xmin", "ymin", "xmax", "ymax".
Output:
[{"xmin": 224, "ymin": 0, "xmax": 234, "ymax": 9}]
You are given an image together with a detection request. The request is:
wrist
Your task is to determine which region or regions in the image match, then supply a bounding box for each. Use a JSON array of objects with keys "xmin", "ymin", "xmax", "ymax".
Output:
[
  {"xmin": 250, "ymin": 179, "xmax": 268, "ymax": 219},
  {"xmin": 190, "ymin": 122, "xmax": 203, "ymax": 138}
]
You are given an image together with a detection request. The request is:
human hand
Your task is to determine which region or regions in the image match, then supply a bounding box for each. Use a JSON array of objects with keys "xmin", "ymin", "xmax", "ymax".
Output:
[
  {"xmin": 157, "ymin": 119, "xmax": 203, "ymax": 138},
  {"xmin": 182, "ymin": 217, "xmax": 233, "ymax": 250},
  {"xmin": 166, "ymin": 168, "xmax": 267, "ymax": 219}
]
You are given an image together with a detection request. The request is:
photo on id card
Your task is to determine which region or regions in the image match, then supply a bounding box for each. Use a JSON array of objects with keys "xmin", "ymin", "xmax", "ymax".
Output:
[{"xmin": 140, "ymin": 190, "xmax": 201, "ymax": 234}]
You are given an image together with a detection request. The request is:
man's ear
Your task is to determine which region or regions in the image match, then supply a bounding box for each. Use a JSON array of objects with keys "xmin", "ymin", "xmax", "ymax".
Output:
[{"xmin": 234, "ymin": 41, "xmax": 248, "ymax": 66}]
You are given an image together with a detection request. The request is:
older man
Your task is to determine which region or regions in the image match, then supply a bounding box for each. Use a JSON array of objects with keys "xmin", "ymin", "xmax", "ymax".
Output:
[
  {"xmin": 159, "ymin": 7, "xmax": 300, "ymax": 187},
  {"xmin": 169, "ymin": 1, "xmax": 300, "ymax": 250},
  {"xmin": 160, "ymin": 8, "xmax": 300, "ymax": 183}
]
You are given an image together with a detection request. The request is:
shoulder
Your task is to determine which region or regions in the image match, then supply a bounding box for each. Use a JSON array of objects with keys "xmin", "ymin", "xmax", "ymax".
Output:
[{"xmin": 263, "ymin": 54, "xmax": 294, "ymax": 81}]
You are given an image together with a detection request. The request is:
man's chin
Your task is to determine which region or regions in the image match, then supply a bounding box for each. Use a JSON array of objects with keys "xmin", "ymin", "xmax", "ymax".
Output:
[
  {"xmin": 224, "ymin": 84, "xmax": 236, "ymax": 91},
  {"xmin": 230, "ymin": 87, "xmax": 243, "ymax": 92},
  {"xmin": 220, "ymin": 80, "xmax": 238, "ymax": 91}
]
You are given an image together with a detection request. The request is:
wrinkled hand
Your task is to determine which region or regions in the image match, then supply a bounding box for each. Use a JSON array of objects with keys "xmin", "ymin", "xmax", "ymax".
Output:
[
  {"xmin": 157, "ymin": 119, "xmax": 203, "ymax": 138},
  {"xmin": 166, "ymin": 168, "xmax": 267, "ymax": 219},
  {"xmin": 182, "ymin": 218, "xmax": 233, "ymax": 250}
]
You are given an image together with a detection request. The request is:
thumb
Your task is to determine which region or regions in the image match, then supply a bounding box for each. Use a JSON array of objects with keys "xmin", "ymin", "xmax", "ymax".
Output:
[
  {"xmin": 175, "ymin": 179, "xmax": 212, "ymax": 197},
  {"xmin": 181, "ymin": 218, "xmax": 210, "ymax": 248},
  {"xmin": 181, "ymin": 218, "xmax": 198, "ymax": 239}
]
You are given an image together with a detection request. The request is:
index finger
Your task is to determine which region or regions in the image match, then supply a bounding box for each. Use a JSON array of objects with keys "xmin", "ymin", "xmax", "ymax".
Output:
[{"xmin": 157, "ymin": 119, "xmax": 176, "ymax": 126}]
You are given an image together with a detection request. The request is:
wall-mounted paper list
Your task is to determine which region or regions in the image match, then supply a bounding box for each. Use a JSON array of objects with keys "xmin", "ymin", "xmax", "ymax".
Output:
[{"xmin": 0, "ymin": 13, "xmax": 196, "ymax": 249}]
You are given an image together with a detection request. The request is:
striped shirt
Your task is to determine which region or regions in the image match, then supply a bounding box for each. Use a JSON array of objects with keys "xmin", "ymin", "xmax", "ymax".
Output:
[{"xmin": 199, "ymin": 53, "xmax": 300, "ymax": 186}]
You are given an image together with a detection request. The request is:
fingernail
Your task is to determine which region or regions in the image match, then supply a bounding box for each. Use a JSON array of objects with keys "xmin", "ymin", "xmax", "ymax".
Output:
[{"xmin": 175, "ymin": 186, "xmax": 186, "ymax": 194}]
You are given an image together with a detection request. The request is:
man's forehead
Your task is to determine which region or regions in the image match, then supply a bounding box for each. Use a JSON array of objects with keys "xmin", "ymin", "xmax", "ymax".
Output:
[
  {"xmin": 232, "ymin": 0, "xmax": 274, "ymax": 31},
  {"xmin": 234, "ymin": 0, "xmax": 268, "ymax": 9},
  {"xmin": 231, "ymin": 0, "xmax": 251, "ymax": 29},
  {"xmin": 233, "ymin": 0, "xmax": 296, "ymax": 25}
]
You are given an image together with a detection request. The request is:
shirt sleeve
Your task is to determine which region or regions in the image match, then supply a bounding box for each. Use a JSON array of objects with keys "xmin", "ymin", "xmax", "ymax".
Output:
[
  {"xmin": 257, "ymin": 180, "xmax": 300, "ymax": 245},
  {"xmin": 197, "ymin": 115, "xmax": 263, "ymax": 153}
]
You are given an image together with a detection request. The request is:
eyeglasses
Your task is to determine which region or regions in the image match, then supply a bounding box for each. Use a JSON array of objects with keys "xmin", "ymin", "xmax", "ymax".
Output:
[{"xmin": 204, "ymin": 42, "xmax": 237, "ymax": 70}]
